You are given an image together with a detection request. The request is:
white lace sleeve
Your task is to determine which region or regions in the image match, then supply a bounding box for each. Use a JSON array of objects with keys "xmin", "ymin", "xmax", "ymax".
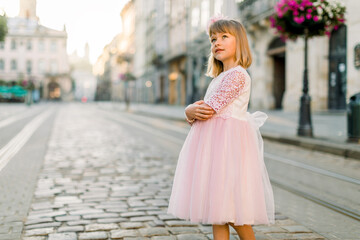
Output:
[{"xmin": 204, "ymin": 70, "xmax": 246, "ymax": 113}]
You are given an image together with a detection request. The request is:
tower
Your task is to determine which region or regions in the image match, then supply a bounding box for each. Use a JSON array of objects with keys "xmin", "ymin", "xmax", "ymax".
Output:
[
  {"xmin": 19, "ymin": 0, "xmax": 38, "ymax": 21},
  {"xmin": 84, "ymin": 43, "xmax": 90, "ymax": 61}
]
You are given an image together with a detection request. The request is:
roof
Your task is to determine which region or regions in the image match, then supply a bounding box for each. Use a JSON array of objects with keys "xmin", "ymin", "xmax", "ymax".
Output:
[{"xmin": 7, "ymin": 17, "xmax": 67, "ymax": 38}]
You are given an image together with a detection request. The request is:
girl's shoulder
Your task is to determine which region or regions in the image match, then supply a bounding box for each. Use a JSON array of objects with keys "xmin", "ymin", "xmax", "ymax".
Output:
[{"xmin": 220, "ymin": 65, "xmax": 250, "ymax": 81}]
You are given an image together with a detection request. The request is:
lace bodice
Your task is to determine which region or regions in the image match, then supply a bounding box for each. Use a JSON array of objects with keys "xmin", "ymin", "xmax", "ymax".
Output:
[{"xmin": 203, "ymin": 65, "xmax": 251, "ymax": 121}]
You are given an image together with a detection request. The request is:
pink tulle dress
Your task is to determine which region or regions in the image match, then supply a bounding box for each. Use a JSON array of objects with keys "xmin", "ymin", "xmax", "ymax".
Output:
[{"xmin": 167, "ymin": 65, "xmax": 275, "ymax": 226}]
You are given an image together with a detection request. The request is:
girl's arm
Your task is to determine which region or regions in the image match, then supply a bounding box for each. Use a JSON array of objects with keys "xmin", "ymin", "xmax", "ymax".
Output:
[
  {"xmin": 185, "ymin": 100, "xmax": 215, "ymax": 126},
  {"xmin": 204, "ymin": 70, "xmax": 246, "ymax": 113}
]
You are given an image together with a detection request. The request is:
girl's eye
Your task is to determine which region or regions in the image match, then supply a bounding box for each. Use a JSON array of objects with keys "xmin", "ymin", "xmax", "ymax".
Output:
[{"xmin": 211, "ymin": 34, "xmax": 227, "ymax": 43}]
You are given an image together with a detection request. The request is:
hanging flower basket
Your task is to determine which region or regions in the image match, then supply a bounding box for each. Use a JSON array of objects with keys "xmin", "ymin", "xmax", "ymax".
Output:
[
  {"xmin": 119, "ymin": 72, "xmax": 136, "ymax": 81},
  {"xmin": 270, "ymin": 0, "xmax": 346, "ymax": 41}
]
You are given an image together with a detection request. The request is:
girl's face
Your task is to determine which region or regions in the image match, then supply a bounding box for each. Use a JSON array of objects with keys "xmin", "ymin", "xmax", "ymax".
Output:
[{"xmin": 210, "ymin": 31, "xmax": 236, "ymax": 63}]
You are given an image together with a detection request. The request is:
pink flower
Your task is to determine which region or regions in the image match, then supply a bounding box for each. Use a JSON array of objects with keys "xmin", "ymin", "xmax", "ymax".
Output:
[
  {"xmin": 313, "ymin": 15, "xmax": 319, "ymax": 21},
  {"xmin": 294, "ymin": 16, "xmax": 305, "ymax": 24},
  {"xmin": 270, "ymin": 16, "xmax": 276, "ymax": 27},
  {"xmin": 294, "ymin": 17, "xmax": 300, "ymax": 23},
  {"xmin": 294, "ymin": 11, "xmax": 299, "ymax": 16},
  {"xmin": 307, "ymin": 8, "xmax": 312, "ymax": 13},
  {"xmin": 325, "ymin": 31, "xmax": 331, "ymax": 37},
  {"xmin": 303, "ymin": 0, "xmax": 313, "ymax": 7},
  {"xmin": 306, "ymin": 13, "xmax": 312, "ymax": 19},
  {"xmin": 334, "ymin": 25, "xmax": 339, "ymax": 30}
]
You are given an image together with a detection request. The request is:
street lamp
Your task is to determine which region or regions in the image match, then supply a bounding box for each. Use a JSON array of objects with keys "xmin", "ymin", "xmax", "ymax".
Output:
[{"xmin": 297, "ymin": 28, "xmax": 313, "ymax": 137}]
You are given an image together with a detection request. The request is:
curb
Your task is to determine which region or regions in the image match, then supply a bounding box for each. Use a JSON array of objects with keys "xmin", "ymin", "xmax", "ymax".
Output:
[{"xmin": 261, "ymin": 131, "xmax": 360, "ymax": 160}]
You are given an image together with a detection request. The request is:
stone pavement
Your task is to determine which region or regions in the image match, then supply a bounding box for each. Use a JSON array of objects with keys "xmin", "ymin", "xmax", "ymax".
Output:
[
  {"xmin": 101, "ymin": 102, "xmax": 360, "ymax": 160},
  {"xmin": 20, "ymin": 105, "xmax": 326, "ymax": 239}
]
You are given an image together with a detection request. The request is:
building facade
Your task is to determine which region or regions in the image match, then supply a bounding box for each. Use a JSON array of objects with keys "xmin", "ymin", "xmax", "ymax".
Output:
[
  {"xmin": 238, "ymin": 0, "xmax": 360, "ymax": 111},
  {"xmin": 0, "ymin": 0, "xmax": 72, "ymax": 101},
  {"xmin": 94, "ymin": 0, "xmax": 135, "ymax": 102},
  {"xmin": 132, "ymin": 0, "xmax": 237, "ymax": 106},
  {"xmin": 113, "ymin": 0, "xmax": 360, "ymax": 111}
]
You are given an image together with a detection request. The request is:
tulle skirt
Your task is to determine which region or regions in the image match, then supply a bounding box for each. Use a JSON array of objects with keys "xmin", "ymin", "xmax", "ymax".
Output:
[{"xmin": 167, "ymin": 111, "xmax": 275, "ymax": 226}]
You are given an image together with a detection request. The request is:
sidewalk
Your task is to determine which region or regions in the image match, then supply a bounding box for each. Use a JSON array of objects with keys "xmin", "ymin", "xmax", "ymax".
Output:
[{"xmin": 102, "ymin": 102, "xmax": 360, "ymax": 160}]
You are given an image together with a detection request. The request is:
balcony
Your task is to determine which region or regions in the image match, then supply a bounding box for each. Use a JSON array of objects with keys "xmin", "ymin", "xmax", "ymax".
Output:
[{"xmin": 238, "ymin": 0, "xmax": 278, "ymax": 25}]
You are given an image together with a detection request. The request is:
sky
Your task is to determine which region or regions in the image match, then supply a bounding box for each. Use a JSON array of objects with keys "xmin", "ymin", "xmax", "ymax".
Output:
[{"xmin": 0, "ymin": 0, "xmax": 129, "ymax": 64}]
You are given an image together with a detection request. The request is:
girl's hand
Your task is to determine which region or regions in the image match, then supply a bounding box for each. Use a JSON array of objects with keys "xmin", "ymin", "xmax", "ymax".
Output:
[{"xmin": 185, "ymin": 100, "xmax": 216, "ymax": 121}]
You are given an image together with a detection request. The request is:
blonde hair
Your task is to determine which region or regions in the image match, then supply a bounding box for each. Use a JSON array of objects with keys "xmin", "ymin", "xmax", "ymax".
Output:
[{"xmin": 206, "ymin": 19, "xmax": 252, "ymax": 78}]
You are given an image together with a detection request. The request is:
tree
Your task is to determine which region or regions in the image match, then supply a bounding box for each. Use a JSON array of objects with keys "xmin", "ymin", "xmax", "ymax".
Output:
[{"xmin": 0, "ymin": 12, "xmax": 8, "ymax": 42}]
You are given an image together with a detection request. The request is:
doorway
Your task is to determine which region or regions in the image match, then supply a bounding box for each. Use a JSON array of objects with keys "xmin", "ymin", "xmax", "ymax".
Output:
[
  {"xmin": 268, "ymin": 37, "xmax": 286, "ymax": 109},
  {"xmin": 328, "ymin": 25, "xmax": 347, "ymax": 110},
  {"xmin": 48, "ymin": 80, "xmax": 61, "ymax": 100}
]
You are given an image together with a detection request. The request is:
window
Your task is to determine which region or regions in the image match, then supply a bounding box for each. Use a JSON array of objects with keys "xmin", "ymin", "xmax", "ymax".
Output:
[
  {"xmin": 38, "ymin": 59, "xmax": 45, "ymax": 74},
  {"xmin": 11, "ymin": 60, "xmax": 17, "ymax": 71},
  {"xmin": 50, "ymin": 60, "xmax": 58, "ymax": 74},
  {"xmin": 0, "ymin": 59, "xmax": 4, "ymax": 71},
  {"xmin": 201, "ymin": 0, "xmax": 210, "ymax": 30},
  {"xmin": 38, "ymin": 40, "xmax": 45, "ymax": 52},
  {"xmin": 0, "ymin": 41, "xmax": 4, "ymax": 50},
  {"xmin": 50, "ymin": 41, "xmax": 57, "ymax": 52},
  {"xmin": 27, "ymin": 40, "xmax": 32, "ymax": 50},
  {"xmin": 26, "ymin": 60, "xmax": 32, "ymax": 74},
  {"xmin": 11, "ymin": 39, "xmax": 16, "ymax": 50},
  {"xmin": 191, "ymin": 8, "xmax": 200, "ymax": 29},
  {"xmin": 164, "ymin": 0, "xmax": 170, "ymax": 16}
]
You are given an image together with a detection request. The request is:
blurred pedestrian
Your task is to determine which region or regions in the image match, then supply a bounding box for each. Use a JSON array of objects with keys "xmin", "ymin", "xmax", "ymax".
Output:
[{"xmin": 167, "ymin": 15, "xmax": 275, "ymax": 240}]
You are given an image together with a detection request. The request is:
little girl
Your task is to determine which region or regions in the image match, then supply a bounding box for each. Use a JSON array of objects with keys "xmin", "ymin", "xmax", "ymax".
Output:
[{"xmin": 167, "ymin": 16, "xmax": 275, "ymax": 240}]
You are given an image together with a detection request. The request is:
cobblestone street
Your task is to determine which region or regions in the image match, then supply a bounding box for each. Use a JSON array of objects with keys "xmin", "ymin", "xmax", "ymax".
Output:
[{"xmin": 1, "ymin": 104, "xmax": 325, "ymax": 240}]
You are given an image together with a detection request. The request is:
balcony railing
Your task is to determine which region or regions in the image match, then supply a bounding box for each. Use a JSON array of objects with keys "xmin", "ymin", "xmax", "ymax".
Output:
[{"xmin": 238, "ymin": 0, "xmax": 278, "ymax": 25}]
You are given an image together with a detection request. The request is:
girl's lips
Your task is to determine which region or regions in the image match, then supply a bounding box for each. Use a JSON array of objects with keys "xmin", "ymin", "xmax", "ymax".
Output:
[{"xmin": 215, "ymin": 49, "xmax": 224, "ymax": 53}]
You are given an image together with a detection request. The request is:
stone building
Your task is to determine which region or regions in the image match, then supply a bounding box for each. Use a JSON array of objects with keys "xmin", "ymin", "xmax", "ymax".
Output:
[
  {"xmin": 133, "ymin": 0, "xmax": 237, "ymax": 105},
  {"xmin": 0, "ymin": 0, "xmax": 72, "ymax": 101},
  {"xmin": 69, "ymin": 44, "xmax": 97, "ymax": 102},
  {"xmin": 132, "ymin": 0, "xmax": 167, "ymax": 104},
  {"xmin": 129, "ymin": 0, "xmax": 360, "ymax": 111},
  {"xmin": 93, "ymin": 0, "xmax": 135, "ymax": 102},
  {"xmin": 238, "ymin": 0, "xmax": 360, "ymax": 111}
]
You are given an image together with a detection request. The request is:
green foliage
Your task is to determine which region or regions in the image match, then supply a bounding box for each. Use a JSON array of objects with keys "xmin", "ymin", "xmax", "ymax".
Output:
[
  {"xmin": 0, "ymin": 13, "xmax": 8, "ymax": 42},
  {"xmin": 119, "ymin": 72, "xmax": 136, "ymax": 81}
]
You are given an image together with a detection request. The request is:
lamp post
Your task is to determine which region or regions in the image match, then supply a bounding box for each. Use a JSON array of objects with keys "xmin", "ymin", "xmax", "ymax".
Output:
[
  {"xmin": 297, "ymin": 28, "xmax": 313, "ymax": 137},
  {"xmin": 122, "ymin": 78, "xmax": 128, "ymax": 111},
  {"xmin": 270, "ymin": 0, "xmax": 346, "ymax": 138}
]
